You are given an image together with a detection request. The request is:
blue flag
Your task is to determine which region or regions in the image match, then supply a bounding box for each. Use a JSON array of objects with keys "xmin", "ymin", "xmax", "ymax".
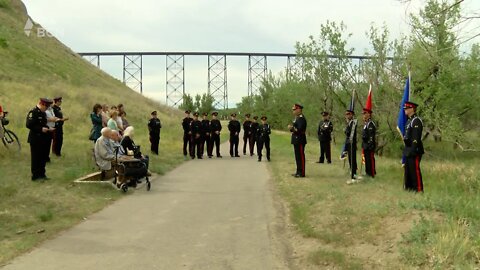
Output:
[
  {"xmin": 340, "ymin": 88, "xmax": 356, "ymax": 160},
  {"xmin": 397, "ymin": 76, "xmax": 410, "ymax": 164}
]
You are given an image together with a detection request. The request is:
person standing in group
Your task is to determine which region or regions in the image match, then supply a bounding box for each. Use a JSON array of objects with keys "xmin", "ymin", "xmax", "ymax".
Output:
[
  {"xmin": 257, "ymin": 116, "xmax": 271, "ymax": 162},
  {"xmin": 403, "ymin": 101, "xmax": 424, "ymax": 192},
  {"xmin": 242, "ymin": 114, "xmax": 252, "ymax": 155},
  {"xmin": 344, "ymin": 109, "xmax": 358, "ymax": 184},
  {"xmin": 27, "ymin": 98, "xmax": 54, "ymax": 181},
  {"xmin": 182, "ymin": 110, "xmax": 193, "ymax": 158},
  {"xmin": 148, "ymin": 111, "xmax": 162, "ymax": 155},
  {"xmin": 209, "ymin": 111, "xmax": 222, "ymax": 158},
  {"xmin": 317, "ymin": 111, "xmax": 333, "ymax": 164},
  {"xmin": 288, "ymin": 104, "xmax": 307, "ymax": 178},
  {"xmin": 44, "ymin": 101, "xmax": 57, "ymax": 163},
  {"xmin": 228, "ymin": 113, "xmax": 241, "ymax": 157},
  {"xmin": 362, "ymin": 108, "xmax": 376, "ymax": 178},
  {"xmin": 107, "ymin": 110, "xmax": 120, "ymax": 132},
  {"xmin": 101, "ymin": 104, "xmax": 109, "ymax": 127},
  {"xmin": 52, "ymin": 97, "xmax": 69, "ymax": 157},
  {"xmin": 190, "ymin": 112, "xmax": 202, "ymax": 159},
  {"xmin": 90, "ymin": 104, "xmax": 103, "ymax": 143},
  {"xmin": 249, "ymin": 116, "xmax": 259, "ymax": 156},
  {"xmin": 200, "ymin": 112, "xmax": 211, "ymax": 158}
]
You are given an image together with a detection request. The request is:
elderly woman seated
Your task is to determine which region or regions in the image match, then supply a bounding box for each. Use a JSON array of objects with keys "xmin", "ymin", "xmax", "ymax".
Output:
[
  {"xmin": 121, "ymin": 126, "xmax": 151, "ymax": 177},
  {"xmin": 94, "ymin": 128, "xmax": 133, "ymax": 178}
]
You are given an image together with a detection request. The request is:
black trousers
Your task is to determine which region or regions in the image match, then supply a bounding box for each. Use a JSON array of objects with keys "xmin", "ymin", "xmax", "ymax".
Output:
[
  {"xmin": 210, "ymin": 134, "xmax": 221, "ymax": 157},
  {"xmin": 293, "ymin": 143, "xmax": 306, "ymax": 176},
  {"xmin": 257, "ymin": 139, "xmax": 270, "ymax": 160},
  {"xmin": 183, "ymin": 134, "xmax": 191, "ymax": 156},
  {"xmin": 230, "ymin": 135, "xmax": 239, "ymax": 156},
  {"xmin": 45, "ymin": 132, "xmax": 53, "ymax": 161},
  {"xmin": 364, "ymin": 149, "xmax": 376, "ymax": 177},
  {"xmin": 346, "ymin": 143, "xmax": 357, "ymax": 179},
  {"xmin": 242, "ymin": 136, "xmax": 251, "ymax": 155},
  {"xmin": 249, "ymin": 134, "xmax": 256, "ymax": 155},
  {"xmin": 319, "ymin": 140, "xmax": 331, "ymax": 163},
  {"xmin": 404, "ymin": 155, "xmax": 423, "ymax": 192},
  {"xmin": 30, "ymin": 140, "xmax": 47, "ymax": 179},
  {"xmin": 150, "ymin": 134, "xmax": 160, "ymax": 154},
  {"xmin": 52, "ymin": 127, "xmax": 63, "ymax": 156},
  {"xmin": 200, "ymin": 134, "xmax": 211, "ymax": 157},
  {"xmin": 191, "ymin": 136, "xmax": 202, "ymax": 158}
]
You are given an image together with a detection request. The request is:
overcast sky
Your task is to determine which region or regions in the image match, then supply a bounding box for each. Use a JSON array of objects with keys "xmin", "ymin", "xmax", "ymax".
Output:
[{"xmin": 22, "ymin": 0, "xmax": 480, "ymax": 107}]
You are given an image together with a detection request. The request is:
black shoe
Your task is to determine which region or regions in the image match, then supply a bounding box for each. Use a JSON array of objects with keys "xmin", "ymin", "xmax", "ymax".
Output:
[
  {"xmin": 235, "ymin": 155, "xmax": 240, "ymax": 157},
  {"xmin": 198, "ymin": 156, "xmax": 203, "ymax": 159},
  {"xmin": 208, "ymin": 156, "xmax": 212, "ymax": 159},
  {"xmin": 243, "ymin": 152, "xmax": 246, "ymax": 155},
  {"xmin": 191, "ymin": 156, "xmax": 195, "ymax": 159},
  {"xmin": 41, "ymin": 176, "xmax": 50, "ymax": 180},
  {"xmin": 267, "ymin": 158, "xmax": 271, "ymax": 162},
  {"xmin": 294, "ymin": 174, "xmax": 305, "ymax": 178},
  {"xmin": 217, "ymin": 155, "xmax": 222, "ymax": 158},
  {"xmin": 231, "ymin": 155, "xmax": 234, "ymax": 157},
  {"xmin": 258, "ymin": 159, "xmax": 261, "ymax": 162}
]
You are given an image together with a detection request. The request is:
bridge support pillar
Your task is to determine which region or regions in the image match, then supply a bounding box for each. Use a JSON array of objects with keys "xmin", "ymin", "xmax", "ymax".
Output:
[
  {"xmin": 248, "ymin": 55, "xmax": 267, "ymax": 97},
  {"xmin": 83, "ymin": 55, "xmax": 100, "ymax": 68},
  {"xmin": 123, "ymin": 55, "xmax": 143, "ymax": 93},
  {"xmin": 208, "ymin": 55, "xmax": 228, "ymax": 110},
  {"xmin": 166, "ymin": 55, "xmax": 185, "ymax": 107}
]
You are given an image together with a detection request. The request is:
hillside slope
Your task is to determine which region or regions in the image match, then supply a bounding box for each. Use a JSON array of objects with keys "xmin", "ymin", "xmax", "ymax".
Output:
[{"xmin": 0, "ymin": 0, "xmax": 184, "ymax": 264}]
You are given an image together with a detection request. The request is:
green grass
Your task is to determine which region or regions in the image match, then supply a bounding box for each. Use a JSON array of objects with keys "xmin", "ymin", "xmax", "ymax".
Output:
[{"xmin": 268, "ymin": 130, "xmax": 480, "ymax": 269}]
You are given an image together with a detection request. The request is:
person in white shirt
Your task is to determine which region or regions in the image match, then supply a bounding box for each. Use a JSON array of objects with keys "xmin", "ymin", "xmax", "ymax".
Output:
[{"xmin": 44, "ymin": 104, "xmax": 58, "ymax": 162}]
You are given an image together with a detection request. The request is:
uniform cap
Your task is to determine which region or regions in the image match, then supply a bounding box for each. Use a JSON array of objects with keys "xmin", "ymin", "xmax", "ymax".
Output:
[
  {"xmin": 245, "ymin": 113, "xmax": 251, "ymax": 117},
  {"xmin": 231, "ymin": 113, "xmax": 237, "ymax": 117},
  {"xmin": 403, "ymin": 101, "xmax": 418, "ymax": 109},
  {"xmin": 261, "ymin": 116, "xmax": 267, "ymax": 120},
  {"xmin": 253, "ymin": 116, "xmax": 258, "ymax": 120},
  {"xmin": 292, "ymin": 103, "xmax": 303, "ymax": 110},
  {"xmin": 185, "ymin": 110, "xmax": 191, "ymax": 114},
  {"xmin": 193, "ymin": 112, "xmax": 199, "ymax": 116},
  {"xmin": 322, "ymin": 111, "xmax": 329, "ymax": 116},
  {"xmin": 345, "ymin": 109, "xmax": 354, "ymax": 115},
  {"xmin": 151, "ymin": 111, "xmax": 157, "ymax": 115},
  {"xmin": 39, "ymin": 98, "xmax": 53, "ymax": 106},
  {"xmin": 202, "ymin": 112, "xmax": 208, "ymax": 116},
  {"xmin": 53, "ymin": 96, "xmax": 62, "ymax": 102},
  {"xmin": 362, "ymin": 108, "xmax": 373, "ymax": 114},
  {"xmin": 212, "ymin": 111, "xmax": 218, "ymax": 116}
]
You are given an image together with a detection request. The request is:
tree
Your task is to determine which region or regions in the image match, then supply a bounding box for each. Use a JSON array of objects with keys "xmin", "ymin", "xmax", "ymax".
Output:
[{"xmin": 179, "ymin": 94, "xmax": 195, "ymax": 112}]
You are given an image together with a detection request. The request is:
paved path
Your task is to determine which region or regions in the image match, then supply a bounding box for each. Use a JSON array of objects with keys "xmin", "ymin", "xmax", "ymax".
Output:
[{"xmin": 2, "ymin": 141, "xmax": 290, "ymax": 270}]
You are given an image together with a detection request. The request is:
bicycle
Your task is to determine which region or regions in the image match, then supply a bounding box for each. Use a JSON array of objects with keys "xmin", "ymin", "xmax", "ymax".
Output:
[{"xmin": 1, "ymin": 112, "xmax": 21, "ymax": 151}]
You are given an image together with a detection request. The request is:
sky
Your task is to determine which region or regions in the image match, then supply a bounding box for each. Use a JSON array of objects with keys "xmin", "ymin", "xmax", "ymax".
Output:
[{"xmin": 22, "ymin": 0, "xmax": 480, "ymax": 108}]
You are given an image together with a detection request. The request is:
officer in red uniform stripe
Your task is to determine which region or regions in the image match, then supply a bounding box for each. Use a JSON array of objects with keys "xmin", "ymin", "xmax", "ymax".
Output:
[
  {"xmin": 289, "ymin": 104, "xmax": 307, "ymax": 178},
  {"xmin": 403, "ymin": 101, "xmax": 424, "ymax": 192}
]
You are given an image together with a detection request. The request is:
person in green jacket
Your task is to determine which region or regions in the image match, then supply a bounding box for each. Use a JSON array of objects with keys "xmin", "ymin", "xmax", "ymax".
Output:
[{"xmin": 90, "ymin": 104, "xmax": 103, "ymax": 143}]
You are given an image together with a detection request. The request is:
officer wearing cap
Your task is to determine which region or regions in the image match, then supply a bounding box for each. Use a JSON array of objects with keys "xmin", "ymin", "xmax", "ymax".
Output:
[
  {"xmin": 228, "ymin": 113, "xmax": 241, "ymax": 157},
  {"xmin": 209, "ymin": 111, "xmax": 222, "ymax": 158},
  {"xmin": 27, "ymin": 98, "xmax": 54, "ymax": 181},
  {"xmin": 200, "ymin": 112, "xmax": 211, "ymax": 158},
  {"xmin": 242, "ymin": 113, "xmax": 252, "ymax": 155},
  {"xmin": 190, "ymin": 112, "xmax": 202, "ymax": 159},
  {"xmin": 148, "ymin": 111, "xmax": 162, "ymax": 155},
  {"xmin": 317, "ymin": 111, "xmax": 333, "ymax": 164},
  {"xmin": 249, "ymin": 116, "xmax": 259, "ymax": 156},
  {"xmin": 182, "ymin": 110, "xmax": 193, "ymax": 158},
  {"xmin": 257, "ymin": 116, "xmax": 271, "ymax": 162},
  {"xmin": 344, "ymin": 109, "xmax": 358, "ymax": 184},
  {"xmin": 403, "ymin": 101, "xmax": 424, "ymax": 192},
  {"xmin": 52, "ymin": 97, "xmax": 69, "ymax": 157},
  {"xmin": 288, "ymin": 104, "xmax": 307, "ymax": 178},
  {"xmin": 361, "ymin": 108, "xmax": 376, "ymax": 178}
]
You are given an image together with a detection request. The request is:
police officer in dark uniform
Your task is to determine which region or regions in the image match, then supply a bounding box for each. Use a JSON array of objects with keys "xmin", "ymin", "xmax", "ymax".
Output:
[
  {"xmin": 344, "ymin": 109, "xmax": 358, "ymax": 184},
  {"xmin": 289, "ymin": 104, "xmax": 307, "ymax": 178},
  {"xmin": 200, "ymin": 112, "xmax": 211, "ymax": 158},
  {"xmin": 148, "ymin": 111, "xmax": 162, "ymax": 155},
  {"xmin": 182, "ymin": 110, "xmax": 193, "ymax": 157},
  {"xmin": 361, "ymin": 108, "xmax": 376, "ymax": 178},
  {"xmin": 209, "ymin": 111, "xmax": 222, "ymax": 158},
  {"xmin": 190, "ymin": 112, "xmax": 202, "ymax": 159},
  {"xmin": 257, "ymin": 116, "xmax": 271, "ymax": 162},
  {"xmin": 317, "ymin": 111, "xmax": 333, "ymax": 164},
  {"xmin": 27, "ymin": 98, "xmax": 54, "ymax": 181},
  {"xmin": 403, "ymin": 101, "xmax": 424, "ymax": 192},
  {"xmin": 249, "ymin": 116, "xmax": 259, "ymax": 156},
  {"xmin": 51, "ymin": 97, "xmax": 69, "ymax": 157},
  {"xmin": 242, "ymin": 114, "xmax": 252, "ymax": 155},
  {"xmin": 228, "ymin": 113, "xmax": 241, "ymax": 157}
]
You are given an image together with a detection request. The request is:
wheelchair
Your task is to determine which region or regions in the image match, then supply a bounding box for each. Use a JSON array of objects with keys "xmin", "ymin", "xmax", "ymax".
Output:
[{"xmin": 113, "ymin": 146, "xmax": 151, "ymax": 193}]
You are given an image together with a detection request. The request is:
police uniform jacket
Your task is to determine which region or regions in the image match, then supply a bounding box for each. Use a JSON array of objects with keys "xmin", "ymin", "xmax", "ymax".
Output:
[
  {"xmin": 228, "ymin": 120, "xmax": 241, "ymax": 136},
  {"xmin": 52, "ymin": 105, "xmax": 63, "ymax": 129},
  {"xmin": 257, "ymin": 123, "xmax": 271, "ymax": 142},
  {"xmin": 190, "ymin": 119, "xmax": 202, "ymax": 137},
  {"xmin": 290, "ymin": 114, "xmax": 307, "ymax": 145},
  {"xmin": 243, "ymin": 120, "xmax": 252, "ymax": 138},
  {"xmin": 182, "ymin": 117, "xmax": 193, "ymax": 135},
  {"xmin": 317, "ymin": 120, "xmax": 333, "ymax": 142},
  {"xmin": 210, "ymin": 119, "xmax": 222, "ymax": 135},
  {"xmin": 201, "ymin": 119, "xmax": 211, "ymax": 135},
  {"xmin": 361, "ymin": 119, "xmax": 376, "ymax": 151},
  {"xmin": 403, "ymin": 114, "xmax": 424, "ymax": 157},
  {"xmin": 344, "ymin": 119, "xmax": 357, "ymax": 146},
  {"xmin": 250, "ymin": 122, "xmax": 259, "ymax": 138},
  {"xmin": 148, "ymin": 118, "xmax": 162, "ymax": 135},
  {"xmin": 26, "ymin": 106, "xmax": 48, "ymax": 143}
]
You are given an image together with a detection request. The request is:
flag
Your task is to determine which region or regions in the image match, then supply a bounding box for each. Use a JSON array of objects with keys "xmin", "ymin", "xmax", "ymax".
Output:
[
  {"xmin": 397, "ymin": 75, "xmax": 410, "ymax": 164},
  {"xmin": 349, "ymin": 88, "xmax": 356, "ymax": 112},
  {"xmin": 365, "ymin": 84, "xmax": 372, "ymax": 111},
  {"xmin": 340, "ymin": 88, "xmax": 356, "ymax": 160}
]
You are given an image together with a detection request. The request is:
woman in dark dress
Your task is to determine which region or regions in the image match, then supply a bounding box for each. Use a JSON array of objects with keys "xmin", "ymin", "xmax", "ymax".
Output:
[
  {"xmin": 121, "ymin": 126, "xmax": 150, "ymax": 173},
  {"xmin": 90, "ymin": 104, "xmax": 103, "ymax": 143}
]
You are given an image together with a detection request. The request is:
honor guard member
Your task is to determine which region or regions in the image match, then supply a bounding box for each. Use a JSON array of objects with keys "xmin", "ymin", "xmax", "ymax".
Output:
[
  {"xmin": 344, "ymin": 109, "xmax": 358, "ymax": 184},
  {"xmin": 44, "ymin": 102, "xmax": 57, "ymax": 162},
  {"xmin": 257, "ymin": 116, "xmax": 271, "ymax": 162},
  {"xmin": 242, "ymin": 113, "xmax": 252, "ymax": 155},
  {"xmin": 148, "ymin": 111, "xmax": 162, "ymax": 155},
  {"xmin": 249, "ymin": 116, "xmax": 259, "ymax": 155},
  {"xmin": 361, "ymin": 108, "xmax": 376, "ymax": 178},
  {"xmin": 27, "ymin": 98, "xmax": 54, "ymax": 181},
  {"xmin": 52, "ymin": 97, "xmax": 69, "ymax": 157},
  {"xmin": 228, "ymin": 113, "xmax": 241, "ymax": 157},
  {"xmin": 200, "ymin": 112, "xmax": 211, "ymax": 158},
  {"xmin": 288, "ymin": 104, "xmax": 307, "ymax": 178},
  {"xmin": 209, "ymin": 111, "xmax": 222, "ymax": 158},
  {"xmin": 182, "ymin": 110, "xmax": 193, "ymax": 157},
  {"xmin": 190, "ymin": 112, "xmax": 203, "ymax": 159},
  {"xmin": 403, "ymin": 101, "xmax": 424, "ymax": 192},
  {"xmin": 317, "ymin": 111, "xmax": 333, "ymax": 164}
]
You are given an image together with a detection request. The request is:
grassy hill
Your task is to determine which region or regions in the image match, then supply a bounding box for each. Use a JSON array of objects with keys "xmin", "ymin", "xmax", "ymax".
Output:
[{"xmin": 0, "ymin": 0, "xmax": 185, "ymax": 264}]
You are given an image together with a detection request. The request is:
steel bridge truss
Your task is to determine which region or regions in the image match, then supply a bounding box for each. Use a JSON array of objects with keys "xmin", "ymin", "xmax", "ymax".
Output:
[
  {"xmin": 208, "ymin": 55, "xmax": 228, "ymax": 110},
  {"xmin": 123, "ymin": 55, "xmax": 143, "ymax": 93},
  {"xmin": 166, "ymin": 55, "xmax": 185, "ymax": 107},
  {"xmin": 248, "ymin": 56, "xmax": 267, "ymax": 97}
]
